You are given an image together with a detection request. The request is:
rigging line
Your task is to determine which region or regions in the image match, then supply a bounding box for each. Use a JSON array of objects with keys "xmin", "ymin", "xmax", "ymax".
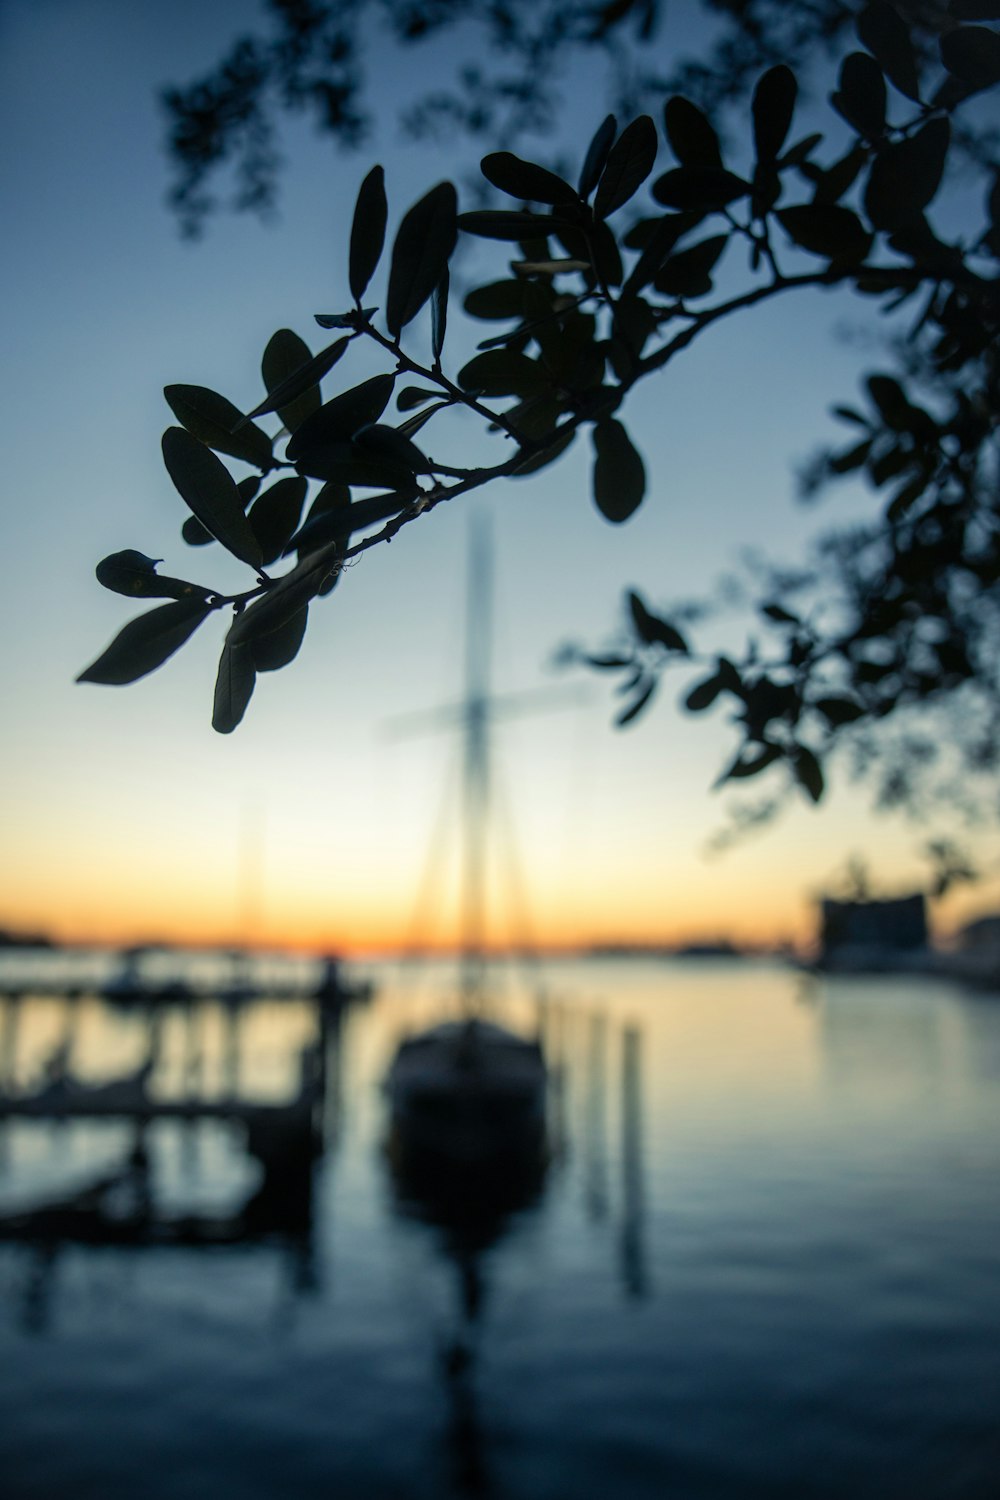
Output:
[
  {"xmin": 490, "ymin": 756, "xmax": 548, "ymax": 1007},
  {"xmin": 397, "ymin": 735, "xmax": 464, "ymax": 972}
]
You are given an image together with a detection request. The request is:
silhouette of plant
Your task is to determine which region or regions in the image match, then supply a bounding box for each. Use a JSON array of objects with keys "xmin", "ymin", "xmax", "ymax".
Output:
[{"xmin": 82, "ymin": 1, "xmax": 999, "ymax": 825}]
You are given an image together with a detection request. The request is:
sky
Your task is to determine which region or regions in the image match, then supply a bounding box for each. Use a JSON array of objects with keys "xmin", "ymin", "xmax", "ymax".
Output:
[{"xmin": 1, "ymin": 0, "xmax": 997, "ymax": 956}]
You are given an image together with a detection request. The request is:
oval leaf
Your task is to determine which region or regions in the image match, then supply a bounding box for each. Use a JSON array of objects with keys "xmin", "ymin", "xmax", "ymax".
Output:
[
  {"xmin": 464, "ymin": 280, "xmax": 527, "ymax": 321},
  {"xmin": 940, "ymin": 24, "xmax": 1000, "ymax": 88},
  {"xmin": 793, "ymin": 745, "xmax": 825, "ymax": 802},
  {"xmin": 458, "ymin": 349, "xmax": 548, "ymax": 397},
  {"xmin": 213, "ymin": 640, "xmax": 256, "ymax": 734},
  {"xmin": 776, "ymin": 204, "xmax": 871, "ymax": 260},
  {"xmin": 481, "ymin": 152, "xmax": 577, "ymax": 205},
  {"xmin": 654, "ymin": 234, "xmax": 728, "ymax": 297},
  {"xmin": 431, "ymin": 269, "xmax": 449, "ymax": 362},
  {"xmin": 248, "ymin": 476, "xmax": 309, "ymax": 566},
  {"xmin": 663, "ymin": 97, "xmax": 723, "ymax": 169},
  {"xmin": 628, "ymin": 591, "xmax": 689, "ymax": 652},
  {"xmin": 164, "ymin": 385, "xmax": 273, "ymax": 471},
  {"xmin": 579, "ymin": 114, "xmax": 617, "ymax": 199},
  {"xmin": 857, "ymin": 1, "xmax": 921, "ymax": 100},
  {"xmin": 77, "ymin": 598, "xmax": 213, "ymax": 686},
  {"xmin": 182, "ymin": 515, "xmax": 215, "ymax": 547},
  {"xmin": 592, "ymin": 419, "xmax": 646, "ymax": 523},
  {"xmin": 349, "ymin": 164, "xmax": 388, "ymax": 303},
  {"xmin": 286, "ymin": 374, "xmax": 396, "ymax": 462},
  {"xmin": 161, "ymin": 427, "xmax": 263, "ymax": 569},
  {"xmin": 386, "ymin": 181, "xmax": 458, "ymax": 338},
  {"xmin": 752, "ymin": 65, "xmax": 798, "ymax": 163},
  {"xmin": 252, "ymin": 334, "xmax": 350, "ymax": 428},
  {"xmin": 458, "ymin": 209, "xmax": 570, "ymax": 241},
  {"xmin": 864, "ymin": 118, "xmax": 950, "ymax": 231},
  {"xmin": 229, "ymin": 545, "xmax": 341, "ymax": 646},
  {"xmin": 96, "ymin": 550, "xmax": 209, "ymax": 602},
  {"xmin": 652, "ymin": 166, "xmax": 748, "ymax": 211},
  {"xmin": 594, "ymin": 116, "xmax": 658, "ymax": 218},
  {"xmin": 832, "ymin": 51, "xmax": 887, "ymax": 139},
  {"xmin": 252, "ymin": 605, "xmax": 309, "ymax": 673}
]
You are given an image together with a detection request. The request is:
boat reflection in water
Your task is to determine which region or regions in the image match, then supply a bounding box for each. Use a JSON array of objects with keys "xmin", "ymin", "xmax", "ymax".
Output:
[{"xmin": 385, "ymin": 1022, "xmax": 550, "ymax": 1500}]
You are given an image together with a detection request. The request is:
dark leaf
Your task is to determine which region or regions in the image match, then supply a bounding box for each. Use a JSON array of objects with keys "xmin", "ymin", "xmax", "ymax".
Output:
[
  {"xmin": 349, "ymin": 164, "xmax": 388, "ymax": 304},
  {"xmin": 182, "ymin": 516, "xmax": 215, "ymax": 546},
  {"xmin": 940, "ymin": 24, "xmax": 1000, "ymax": 88},
  {"xmin": 293, "ymin": 442, "xmax": 420, "ymax": 490},
  {"xmin": 286, "ymin": 374, "xmax": 396, "ymax": 461},
  {"xmin": 248, "ymin": 476, "xmax": 309, "ymax": 566},
  {"xmin": 864, "ymin": 118, "xmax": 950, "ymax": 231},
  {"xmin": 886, "ymin": 471, "xmax": 930, "ymax": 519},
  {"xmin": 250, "ymin": 334, "xmax": 350, "ymax": 428},
  {"xmin": 781, "ymin": 132, "xmax": 824, "ymax": 167},
  {"xmin": 458, "ymin": 349, "xmax": 548, "ymax": 397},
  {"xmin": 458, "ymin": 210, "xmax": 567, "ymax": 241},
  {"xmin": 584, "ymin": 652, "xmax": 632, "ymax": 669},
  {"xmin": 752, "ymin": 65, "xmax": 797, "ymax": 163},
  {"xmin": 237, "ymin": 476, "xmax": 260, "ymax": 509},
  {"xmin": 289, "ymin": 489, "xmax": 411, "ymax": 553},
  {"xmin": 229, "ymin": 544, "xmax": 341, "ymax": 645},
  {"xmin": 212, "ymin": 640, "xmax": 256, "ymax": 734},
  {"xmin": 355, "ymin": 422, "xmax": 431, "ymax": 473},
  {"xmin": 251, "ymin": 605, "xmax": 309, "ymax": 672},
  {"xmin": 95, "ymin": 549, "xmax": 209, "ymax": 602},
  {"xmin": 793, "ymin": 745, "xmax": 825, "ymax": 802},
  {"xmin": 315, "ymin": 308, "xmax": 375, "ymax": 328},
  {"xmin": 776, "ymin": 204, "xmax": 872, "ymax": 260},
  {"xmin": 831, "ymin": 52, "xmax": 887, "ymax": 139},
  {"xmin": 828, "ymin": 437, "xmax": 873, "ymax": 473},
  {"xmin": 589, "ymin": 221, "xmax": 624, "ymax": 285},
  {"xmin": 592, "ymin": 419, "xmax": 646, "ymax": 523},
  {"xmin": 663, "ymin": 97, "xmax": 723, "ymax": 168},
  {"xmin": 949, "ymin": 1, "xmax": 1000, "ymax": 17},
  {"xmin": 815, "ymin": 696, "xmax": 866, "ymax": 725},
  {"xmin": 623, "ymin": 212, "xmax": 700, "ymax": 293},
  {"xmin": 685, "ymin": 672, "xmax": 724, "ymax": 712},
  {"xmin": 761, "ymin": 602, "xmax": 800, "ymax": 624},
  {"xmin": 628, "ymin": 591, "xmax": 689, "ymax": 652},
  {"xmin": 481, "ymin": 151, "xmax": 577, "ymax": 205},
  {"xmin": 652, "ymin": 167, "xmax": 748, "ymax": 211},
  {"xmin": 867, "ymin": 373, "xmax": 912, "ymax": 427},
  {"xmin": 594, "ymin": 116, "xmax": 658, "ymax": 218},
  {"xmin": 431, "ymin": 269, "xmax": 449, "ymax": 362},
  {"xmin": 857, "ymin": 1, "xmax": 921, "ymax": 100},
  {"xmin": 833, "ymin": 405, "xmax": 870, "ymax": 426},
  {"xmin": 616, "ymin": 676, "xmax": 657, "ymax": 727},
  {"xmin": 161, "ymin": 427, "xmax": 263, "ymax": 569},
  {"xmin": 464, "ymin": 281, "xmax": 527, "ymax": 320},
  {"xmin": 812, "ymin": 146, "xmax": 867, "ymax": 206},
  {"xmin": 398, "ymin": 400, "xmax": 451, "ymax": 438},
  {"xmin": 653, "ymin": 234, "xmax": 727, "ymax": 297},
  {"xmin": 164, "ymin": 385, "xmax": 273, "ymax": 471},
  {"xmin": 579, "ymin": 114, "xmax": 617, "ymax": 199},
  {"xmin": 386, "ymin": 181, "xmax": 457, "ymax": 337},
  {"xmin": 77, "ymin": 598, "xmax": 213, "ymax": 686},
  {"xmin": 717, "ymin": 742, "xmax": 784, "ymax": 783},
  {"xmin": 511, "ymin": 425, "xmax": 576, "ymax": 476},
  {"xmin": 397, "ymin": 385, "xmax": 442, "ymax": 410}
]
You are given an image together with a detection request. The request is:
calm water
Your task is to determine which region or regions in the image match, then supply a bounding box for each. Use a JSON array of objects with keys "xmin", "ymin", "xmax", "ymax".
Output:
[{"xmin": 0, "ymin": 956, "xmax": 998, "ymax": 1499}]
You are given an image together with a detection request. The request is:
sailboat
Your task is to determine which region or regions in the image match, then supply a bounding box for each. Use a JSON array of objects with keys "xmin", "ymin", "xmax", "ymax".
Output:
[{"xmin": 384, "ymin": 517, "xmax": 548, "ymax": 1203}]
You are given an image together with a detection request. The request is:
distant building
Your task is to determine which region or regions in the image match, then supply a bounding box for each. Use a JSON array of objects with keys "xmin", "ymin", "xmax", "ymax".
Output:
[{"xmin": 818, "ymin": 893, "xmax": 928, "ymax": 972}]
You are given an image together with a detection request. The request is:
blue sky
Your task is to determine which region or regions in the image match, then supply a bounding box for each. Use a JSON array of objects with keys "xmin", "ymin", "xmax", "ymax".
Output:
[{"xmin": 1, "ymin": 0, "xmax": 996, "ymax": 952}]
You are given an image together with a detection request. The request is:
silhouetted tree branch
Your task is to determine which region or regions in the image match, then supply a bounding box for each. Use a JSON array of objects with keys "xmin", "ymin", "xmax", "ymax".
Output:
[{"xmin": 82, "ymin": 2, "xmax": 999, "ymax": 836}]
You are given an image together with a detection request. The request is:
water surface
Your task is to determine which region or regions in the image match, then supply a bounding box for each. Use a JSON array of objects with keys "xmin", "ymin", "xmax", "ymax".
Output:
[{"xmin": 0, "ymin": 956, "xmax": 997, "ymax": 1498}]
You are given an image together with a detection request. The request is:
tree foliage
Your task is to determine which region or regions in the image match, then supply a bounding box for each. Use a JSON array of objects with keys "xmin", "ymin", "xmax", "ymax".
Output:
[{"xmin": 84, "ymin": 0, "xmax": 999, "ymax": 838}]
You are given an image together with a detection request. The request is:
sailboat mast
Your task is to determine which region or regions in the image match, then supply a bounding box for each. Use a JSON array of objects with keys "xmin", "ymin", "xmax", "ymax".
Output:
[{"xmin": 460, "ymin": 516, "xmax": 492, "ymax": 1008}]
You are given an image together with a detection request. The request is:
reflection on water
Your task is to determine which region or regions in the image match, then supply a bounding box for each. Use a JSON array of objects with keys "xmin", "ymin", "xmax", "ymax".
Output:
[{"xmin": 0, "ymin": 957, "xmax": 999, "ymax": 1499}]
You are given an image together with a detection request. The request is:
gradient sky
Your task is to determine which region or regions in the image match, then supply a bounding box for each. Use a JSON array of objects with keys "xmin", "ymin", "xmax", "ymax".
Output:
[{"xmin": 1, "ymin": 0, "xmax": 997, "ymax": 955}]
